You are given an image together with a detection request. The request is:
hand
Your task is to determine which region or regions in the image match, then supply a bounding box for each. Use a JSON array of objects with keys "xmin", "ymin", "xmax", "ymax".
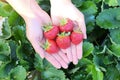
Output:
[
  {"xmin": 50, "ymin": 1, "xmax": 87, "ymax": 64},
  {"xmin": 6, "ymin": 0, "xmax": 69, "ymax": 69},
  {"xmin": 24, "ymin": 6, "xmax": 69, "ymax": 69},
  {"xmin": 25, "ymin": 14, "xmax": 69, "ymax": 69}
]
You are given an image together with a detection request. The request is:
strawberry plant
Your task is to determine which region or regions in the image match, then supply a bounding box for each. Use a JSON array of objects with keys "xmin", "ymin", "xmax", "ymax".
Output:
[{"xmin": 0, "ymin": 0, "xmax": 120, "ymax": 80}]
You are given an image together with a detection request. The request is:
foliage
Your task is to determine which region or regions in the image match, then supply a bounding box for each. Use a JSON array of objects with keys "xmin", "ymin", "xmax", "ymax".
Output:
[{"xmin": 0, "ymin": 0, "xmax": 120, "ymax": 80}]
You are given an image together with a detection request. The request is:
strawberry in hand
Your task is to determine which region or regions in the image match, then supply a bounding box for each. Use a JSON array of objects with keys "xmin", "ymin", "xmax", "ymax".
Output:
[
  {"xmin": 43, "ymin": 39, "xmax": 59, "ymax": 54},
  {"xmin": 43, "ymin": 25, "xmax": 59, "ymax": 39},
  {"xmin": 71, "ymin": 29, "xmax": 83, "ymax": 45},
  {"xmin": 59, "ymin": 18, "xmax": 74, "ymax": 32},
  {"xmin": 56, "ymin": 32, "xmax": 71, "ymax": 49}
]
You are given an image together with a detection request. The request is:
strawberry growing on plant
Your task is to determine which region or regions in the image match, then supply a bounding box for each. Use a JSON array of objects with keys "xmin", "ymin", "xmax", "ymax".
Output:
[
  {"xmin": 59, "ymin": 18, "xmax": 74, "ymax": 32},
  {"xmin": 71, "ymin": 29, "xmax": 83, "ymax": 45},
  {"xmin": 43, "ymin": 25, "xmax": 59, "ymax": 39},
  {"xmin": 56, "ymin": 32, "xmax": 71, "ymax": 49},
  {"xmin": 42, "ymin": 39, "xmax": 59, "ymax": 54}
]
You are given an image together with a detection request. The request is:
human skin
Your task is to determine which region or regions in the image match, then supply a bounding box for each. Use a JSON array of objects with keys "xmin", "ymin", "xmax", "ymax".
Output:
[
  {"xmin": 50, "ymin": 0, "xmax": 87, "ymax": 64},
  {"xmin": 5, "ymin": 0, "xmax": 69, "ymax": 69},
  {"xmin": 5, "ymin": 0, "xmax": 86, "ymax": 68}
]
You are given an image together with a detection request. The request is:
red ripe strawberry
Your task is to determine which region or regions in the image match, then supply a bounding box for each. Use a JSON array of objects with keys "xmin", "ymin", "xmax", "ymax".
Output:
[
  {"xmin": 43, "ymin": 39, "xmax": 59, "ymax": 54},
  {"xmin": 43, "ymin": 25, "xmax": 59, "ymax": 39},
  {"xmin": 59, "ymin": 18, "xmax": 74, "ymax": 32},
  {"xmin": 71, "ymin": 30, "xmax": 83, "ymax": 45},
  {"xmin": 56, "ymin": 32, "xmax": 71, "ymax": 49}
]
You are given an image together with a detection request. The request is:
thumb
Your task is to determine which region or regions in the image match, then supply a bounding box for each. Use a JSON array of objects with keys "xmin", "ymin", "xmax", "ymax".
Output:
[
  {"xmin": 51, "ymin": 15, "xmax": 62, "ymax": 25},
  {"xmin": 77, "ymin": 20, "xmax": 87, "ymax": 39}
]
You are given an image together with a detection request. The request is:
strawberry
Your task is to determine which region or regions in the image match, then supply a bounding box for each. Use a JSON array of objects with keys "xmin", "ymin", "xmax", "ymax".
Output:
[
  {"xmin": 56, "ymin": 32, "xmax": 71, "ymax": 49},
  {"xmin": 43, "ymin": 39, "xmax": 59, "ymax": 54},
  {"xmin": 71, "ymin": 29, "xmax": 83, "ymax": 45},
  {"xmin": 43, "ymin": 25, "xmax": 59, "ymax": 39},
  {"xmin": 59, "ymin": 18, "xmax": 74, "ymax": 32}
]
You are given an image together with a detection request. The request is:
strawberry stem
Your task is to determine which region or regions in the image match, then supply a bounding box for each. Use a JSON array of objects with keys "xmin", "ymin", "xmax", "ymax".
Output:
[
  {"xmin": 74, "ymin": 28, "xmax": 82, "ymax": 33},
  {"xmin": 42, "ymin": 40, "xmax": 50, "ymax": 50},
  {"xmin": 58, "ymin": 32, "xmax": 70, "ymax": 37},
  {"xmin": 66, "ymin": 32, "xmax": 71, "ymax": 36},
  {"xmin": 60, "ymin": 18, "xmax": 67, "ymax": 26},
  {"xmin": 43, "ymin": 24, "xmax": 53, "ymax": 32}
]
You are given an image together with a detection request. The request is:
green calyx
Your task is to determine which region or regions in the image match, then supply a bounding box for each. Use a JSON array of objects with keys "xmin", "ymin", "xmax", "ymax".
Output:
[
  {"xmin": 74, "ymin": 28, "xmax": 82, "ymax": 33},
  {"xmin": 42, "ymin": 40, "xmax": 50, "ymax": 50},
  {"xmin": 60, "ymin": 18, "xmax": 67, "ymax": 26},
  {"xmin": 42, "ymin": 24, "xmax": 53, "ymax": 32},
  {"xmin": 58, "ymin": 32, "xmax": 70, "ymax": 37}
]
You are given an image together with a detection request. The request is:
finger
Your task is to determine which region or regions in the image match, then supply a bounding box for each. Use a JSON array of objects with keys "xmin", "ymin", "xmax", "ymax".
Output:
[
  {"xmin": 58, "ymin": 51, "xmax": 69, "ymax": 64},
  {"xmin": 52, "ymin": 53, "xmax": 68, "ymax": 69},
  {"xmin": 61, "ymin": 49, "xmax": 66, "ymax": 53},
  {"xmin": 71, "ymin": 44, "xmax": 78, "ymax": 65},
  {"xmin": 66, "ymin": 47, "xmax": 73, "ymax": 62},
  {"xmin": 45, "ymin": 53, "xmax": 61, "ymax": 69},
  {"xmin": 76, "ymin": 42, "xmax": 83, "ymax": 59},
  {"xmin": 78, "ymin": 19, "xmax": 87, "ymax": 39},
  {"xmin": 51, "ymin": 15, "xmax": 61, "ymax": 25},
  {"xmin": 31, "ymin": 40, "xmax": 45, "ymax": 59}
]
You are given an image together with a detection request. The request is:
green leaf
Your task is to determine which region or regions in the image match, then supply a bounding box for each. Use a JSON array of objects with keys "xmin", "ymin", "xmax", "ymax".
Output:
[
  {"xmin": 10, "ymin": 66, "xmax": 26, "ymax": 80},
  {"xmin": 110, "ymin": 28, "xmax": 120, "ymax": 44},
  {"xmin": 109, "ymin": 42, "xmax": 120, "ymax": 57},
  {"xmin": 78, "ymin": 58, "xmax": 93, "ymax": 66},
  {"xmin": 0, "ymin": 2, "xmax": 13, "ymax": 17},
  {"xmin": 9, "ymin": 41, "xmax": 18, "ymax": 61},
  {"xmin": 0, "ymin": 39, "xmax": 10, "ymax": 56},
  {"xmin": 8, "ymin": 11, "xmax": 21, "ymax": 26},
  {"xmin": 0, "ymin": 54, "xmax": 9, "ymax": 62},
  {"xmin": 19, "ymin": 59, "xmax": 30, "ymax": 70},
  {"xmin": 0, "ymin": 18, "xmax": 11, "ymax": 39},
  {"xmin": 0, "ymin": 63, "xmax": 9, "ymax": 78},
  {"xmin": 104, "ymin": 65, "xmax": 120, "ymax": 80},
  {"xmin": 80, "ymin": 1, "xmax": 98, "ymax": 15},
  {"xmin": 91, "ymin": 65, "xmax": 103, "ymax": 80},
  {"xmin": 34, "ymin": 54, "xmax": 44, "ymax": 71},
  {"xmin": 41, "ymin": 68, "xmax": 66, "ymax": 80},
  {"xmin": 83, "ymin": 42, "xmax": 94, "ymax": 57},
  {"xmin": 96, "ymin": 8, "xmax": 120, "ymax": 29},
  {"xmin": 0, "ymin": 1, "xmax": 7, "ymax": 7},
  {"xmin": 116, "ymin": 61, "xmax": 120, "ymax": 72},
  {"xmin": 72, "ymin": 0, "xmax": 84, "ymax": 7},
  {"xmin": 12, "ymin": 25, "xmax": 26, "ymax": 42},
  {"xmin": 85, "ymin": 15, "xmax": 95, "ymax": 33},
  {"xmin": 38, "ymin": 0, "xmax": 50, "ymax": 12},
  {"xmin": 103, "ymin": 54, "xmax": 114, "ymax": 65},
  {"xmin": 34, "ymin": 53, "xmax": 54, "ymax": 72},
  {"xmin": 0, "ymin": 62, "xmax": 14, "ymax": 79},
  {"xmin": 0, "ymin": 7, "xmax": 10, "ymax": 17},
  {"xmin": 94, "ymin": 46, "xmax": 107, "ymax": 55},
  {"xmin": 79, "ymin": 1, "xmax": 97, "ymax": 33},
  {"xmin": 93, "ymin": 55, "xmax": 103, "ymax": 67},
  {"xmin": 104, "ymin": 0, "xmax": 120, "ymax": 6},
  {"xmin": 16, "ymin": 42, "xmax": 34, "ymax": 68},
  {"xmin": 93, "ymin": 0, "xmax": 101, "ymax": 3}
]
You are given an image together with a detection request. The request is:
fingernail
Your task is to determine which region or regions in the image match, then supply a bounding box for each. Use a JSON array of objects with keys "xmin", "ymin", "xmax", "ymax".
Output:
[
  {"xmin": 41, "ymin": 55, "xmax": 45, "ymax": 59},
  {"xmin": 56, "ymin": 65, "xmax": 61, "ymax": 69},
  {"xmin": 63, "ymin": 65, "xmax": 68, "ymax": 69},
  {"xmin": 78, "ymin": 56, "xmax": 82, "ymax": 59},
  {"xmin": 69, "ymin": 58, "xmax": 73, "ymax": 62},
  {"xmin": 73, "ymin": 61, "xmax": 78, "ymax": 65},
  {"xmin": 84, "ymin": 34, "xmax": 87, "ymax": 39}
]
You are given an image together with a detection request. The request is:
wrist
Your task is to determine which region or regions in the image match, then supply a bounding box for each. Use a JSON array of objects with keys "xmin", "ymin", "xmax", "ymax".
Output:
[
  {"xmin": 6, "ymin": 0, "xmax": 43, "ymax": 20},
  {"xmin": 50, "ymin": 0, "xmax": 72, "ymax": 6}
]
